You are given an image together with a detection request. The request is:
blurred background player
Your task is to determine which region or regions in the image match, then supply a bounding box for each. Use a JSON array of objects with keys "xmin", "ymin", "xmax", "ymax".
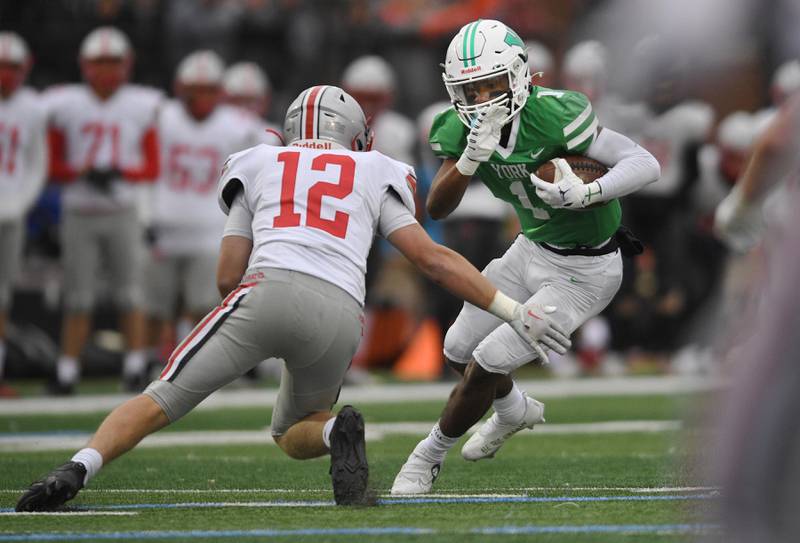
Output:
[
  {"xmin": 143, "ymin": 50, "xmax": 262, "ymax": 386},
  {"xmin": 341, "ymin": 55, "xmax": 415, "ymax": 164},
  {"xmin": 754, "ymin": 59, "xmax": 800, "ymax": 130},
  {"xmin": 605, "ymin": 35, "xmax": 714, "ymax": 366},
  {"xmin": 45, "ymin": 27, "xmax": 162, "ymax": 394},
  {"xmin": 223, "ymin": 61, "xmax": 283, "ymax": 147},
  {"xmin": 0, "ymin": 32, "xmax": 47, "ymax": 397}
]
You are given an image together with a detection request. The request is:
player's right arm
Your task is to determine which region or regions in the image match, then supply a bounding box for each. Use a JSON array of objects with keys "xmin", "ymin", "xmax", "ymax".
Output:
[
  {"xmin": 426, "ymin": 159, "xmax": 471, "ymax": 219},
  {"xmin": 426, "ymin": 103, "xmax": 507, "ymax": 219}
]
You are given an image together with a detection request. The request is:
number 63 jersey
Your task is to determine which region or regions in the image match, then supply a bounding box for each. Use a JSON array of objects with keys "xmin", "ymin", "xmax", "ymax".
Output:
[
  {"xmin": 218, "ymin": 144, "xmax": 417, "ymax": 304},
  {"xmin": 430, "ymin": 86, "xmax": 622, "ymax": 248},
  {"xmin": 152, "ymin": 100, "xmax": 262, "ymax": 255}
]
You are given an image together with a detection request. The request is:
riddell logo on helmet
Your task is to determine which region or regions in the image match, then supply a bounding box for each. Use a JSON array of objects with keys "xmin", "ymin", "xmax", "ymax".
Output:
[
  {"xmin": 291, "ymin": 140, "xmax": 333, "ymax": 149},
  {"xmin": 460, "ymin": 66, "xmax": 482, "ymax": 74}
]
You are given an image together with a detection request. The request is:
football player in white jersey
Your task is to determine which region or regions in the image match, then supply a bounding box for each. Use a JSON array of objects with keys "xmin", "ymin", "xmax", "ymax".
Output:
[
  {"xmin": 0, "ymin": 32, "xmax": 47, "ymax": 397},
  {"xmin": 341, "ymin": 55, "xmax": 416, "ymax": 164},
  {"xmin": 223, "ymin": 61, "xmax": 283, "ymax": 147},
  {"xmin": 45, "ymin": 27, "xmax": 163, "ymax": 394},
  {"xmin": 16, "ymin": 85, "xmax": 569, "ymax": 511},
  {"xmin": 143, "ymin": 51, "xmax": 262, "ymax": 382}
]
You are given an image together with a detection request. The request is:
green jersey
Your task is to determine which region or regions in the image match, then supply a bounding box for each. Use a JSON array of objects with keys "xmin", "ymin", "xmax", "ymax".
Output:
[{"xmin": 430, "ymin": 86, "xmax": 621, "ymax": 247}]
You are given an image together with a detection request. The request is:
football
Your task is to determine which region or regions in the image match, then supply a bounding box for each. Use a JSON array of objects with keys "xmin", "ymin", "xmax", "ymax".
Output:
[
  {"xmin": 534, "ymin": 155, "xmax": 608, "ymax": 209},
  {"xmin": 534, "ymin": 155, "xmax": 608, "ymax": 185}
]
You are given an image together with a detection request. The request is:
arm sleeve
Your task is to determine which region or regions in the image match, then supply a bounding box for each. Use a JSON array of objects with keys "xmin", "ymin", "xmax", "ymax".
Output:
[
  {"xmin": 223, "ymin": 192, "xmax": 254, "ymax": 239},
  {"xmin": 378, "ymin": 190, "xmax": 418, "ymax": 238},
  {"xmin": 120, "ymin": 127, "xmax": 160, "ymax": 182},
  {"xmin": 585, "ymin": 127, "xmax": 661, "ymax": 200}
]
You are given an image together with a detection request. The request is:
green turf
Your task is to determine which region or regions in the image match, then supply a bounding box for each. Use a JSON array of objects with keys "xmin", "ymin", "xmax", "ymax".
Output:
[
  {"xmin": 0, "ymin": 393, "xmax": 696, "ymax": 434},
  {"xmin": 0, "ymin": 392, "xmax": 711, "ymax": 542}
]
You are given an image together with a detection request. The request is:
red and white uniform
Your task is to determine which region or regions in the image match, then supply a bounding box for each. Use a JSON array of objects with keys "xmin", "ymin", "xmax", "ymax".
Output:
[
  {"xmin": 44, "ymin": 84, "xmax": 162, "ymax": 212},
  {"xmin": 218, "ymin": 144, "xmax": 417, "ymax": 304},
  {"xmin": 0, "ymin": 87, "xmax": 47, "ymax": 221},
  {"xmin": 152, "ymin": 100, "xmax": 261, "ymax": 255}
]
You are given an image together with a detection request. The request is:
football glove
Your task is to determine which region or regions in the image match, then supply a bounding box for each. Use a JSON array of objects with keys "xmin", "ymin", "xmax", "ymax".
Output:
[
  {"xmin": 85, "ymin": 168, "xmax": 120, "ymax": 193},
  {"xmin": 455, "ymin": 102, "xmax": 509, "ymax": 176},
  {"xmin": 529, "ymin": 158, "xmax": 602, "ymax": 209},
  {"xmin": 713, "ymin": 184, "xmax": 763, "ymax": 253},
  {"xmin": 512, "ymin": 301, "xmax": 571, "ymax": 363}
]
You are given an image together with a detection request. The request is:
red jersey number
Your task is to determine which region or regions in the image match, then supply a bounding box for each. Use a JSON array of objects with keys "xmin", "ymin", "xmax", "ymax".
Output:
[
  {"xmin": 273, "ymin": 151, "xmax": 355, "ymax": 239},
  {"xmin": 167, "ymin": 144, "xmax": 220, "ymax": 193}
]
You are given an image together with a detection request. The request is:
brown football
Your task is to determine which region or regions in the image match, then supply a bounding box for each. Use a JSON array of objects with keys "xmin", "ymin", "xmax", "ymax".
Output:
[
  {"xmin": 534, "ymin": 155, "xmax": 608, "ymax": 184},
  {"xmin": 534, "ymin": 155, "xmax": 608, "ymax": 209}
]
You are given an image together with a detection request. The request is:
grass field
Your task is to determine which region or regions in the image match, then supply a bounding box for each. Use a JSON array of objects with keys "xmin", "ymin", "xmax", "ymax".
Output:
[{"xmin": 0, "ymin": 379, "xmax": 718, "ymax": 542}]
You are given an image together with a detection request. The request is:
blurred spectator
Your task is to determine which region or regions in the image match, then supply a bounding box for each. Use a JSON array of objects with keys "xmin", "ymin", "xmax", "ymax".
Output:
[{"xmin": 0, "ymin": 32, "xmax": 47, "ymax": 396}]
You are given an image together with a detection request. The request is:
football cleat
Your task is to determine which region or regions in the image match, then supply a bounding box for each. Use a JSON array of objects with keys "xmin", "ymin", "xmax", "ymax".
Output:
[
  {"xmin": 16, "ymin": 461, "xmax": 87, "ymax": 512},
  {"xmin": 461, "ymin": 395, "xmax": 545, "ymax": 461},
  {"xmin": 390, "ymin": 450, "xmax": 441, "ymax": 495},
  {"xmin": 329, "ymin": 405, "xmax": 369, "ymax": 505}
]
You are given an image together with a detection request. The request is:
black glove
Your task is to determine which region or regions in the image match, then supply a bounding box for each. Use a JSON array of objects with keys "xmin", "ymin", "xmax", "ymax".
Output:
[
  {"xmin": 85, "ymin": 168, "xmax": 120, "ymax": 193},
  {"xmin": 614, "ymin": 225, "xmax": 644, "ymax": 258}
]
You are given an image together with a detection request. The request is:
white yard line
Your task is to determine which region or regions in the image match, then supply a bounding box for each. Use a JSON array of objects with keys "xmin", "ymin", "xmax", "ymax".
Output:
[
  {"xmin": 0, "ymin": 486, "xmax": 719, "ymax": 495},
  {"xmin": 0, "ymin": 420, "xmax": 681, "ymax": 452},
  {"xmin": 0, "ymin": 376, "xmax": 721, "ymax": 415}
]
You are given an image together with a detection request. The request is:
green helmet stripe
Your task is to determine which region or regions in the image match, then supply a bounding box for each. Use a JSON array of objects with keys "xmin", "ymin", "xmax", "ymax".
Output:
[
  {"xmin": 469, "ymin": 20, "xmax": 481, "ymax": 66},
  {"xmin": 462, "ymin": 21, "xmax": 476, "ymax": 67}
]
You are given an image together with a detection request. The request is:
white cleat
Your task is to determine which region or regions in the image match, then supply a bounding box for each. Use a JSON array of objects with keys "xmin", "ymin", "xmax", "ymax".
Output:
[
  {"xmin": 390, "ymin": 451, "xmax": 442, "ymax": 495},
  {"xmin": 461, "ymin": 395, "xmax": 545, "ymax": 461}
]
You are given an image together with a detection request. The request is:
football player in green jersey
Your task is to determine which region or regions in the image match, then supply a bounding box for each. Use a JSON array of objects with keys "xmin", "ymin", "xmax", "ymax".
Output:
[{"xmin": 392, "ymin": 19, "xmax": 661, "ymax": 495}]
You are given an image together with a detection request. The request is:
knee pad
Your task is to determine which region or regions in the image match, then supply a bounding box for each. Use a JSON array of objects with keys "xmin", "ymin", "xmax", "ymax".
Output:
[{"xmin": 443, "ymin": 324, "xmax": 473, "ymax": 365}]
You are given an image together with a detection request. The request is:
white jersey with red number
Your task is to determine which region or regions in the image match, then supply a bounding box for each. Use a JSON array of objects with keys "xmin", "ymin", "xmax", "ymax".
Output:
[
  {"xmin": 153, "ymin": 100, "xmax": 261, "ymax": 255},
  {"xmin": 218, "ymin": 143, "xmax": 417, "ymax": 304},
  {"xmin": 0, "ymin": 87, "xmax": 47, "ymax": 221},
  {"xmin": 44, "ymin": 83, "xmax": 162, "ymax": 212}
]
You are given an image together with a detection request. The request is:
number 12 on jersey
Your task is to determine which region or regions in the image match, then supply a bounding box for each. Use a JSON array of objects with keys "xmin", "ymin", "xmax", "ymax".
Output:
[{"xmin": 273, "ymin": 151, "xmax": 355, "ymax": 239}]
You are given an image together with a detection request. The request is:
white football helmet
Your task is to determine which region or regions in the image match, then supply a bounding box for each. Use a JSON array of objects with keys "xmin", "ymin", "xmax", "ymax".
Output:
[
  {"xmin": 443, "ymin": 19, "xmax": 530, "ymax": 127},
  {"xmin": 564, "ymin": 41, "xmax": 607, "ymax": 82},
  {"xmin": 717, "ymin": 111, "xmax": 756, "ymax": 151},
  {"xmin": 0, "ymin": 32, "xmax": 30, "ymax": 65},
  {"xmin": 224, "ymin": 61, "xmax": 270, "ymax": 98},
  {"xmin": 342, "ymin": 55, "xmax": 396, "ymax": 93},
  {"xmin": 175, "ymin": 50, "xmax": 225, "ymax": 86},
  {"xmin": 284, "ymin": 85, "xmax": 372, "ymax": 151},
  {"xmin": 772, "ymin": 59, "xmax": 800, "ymax": 103},
  {"xmin": 79, "ymin": 26, "xmax": 131, "ymax": 60}
]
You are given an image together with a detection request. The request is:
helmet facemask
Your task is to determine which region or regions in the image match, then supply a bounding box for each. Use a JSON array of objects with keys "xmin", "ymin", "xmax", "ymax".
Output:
[{"xmin": 443, "ymin": 20, "xmax": 531, "ymax": 128}]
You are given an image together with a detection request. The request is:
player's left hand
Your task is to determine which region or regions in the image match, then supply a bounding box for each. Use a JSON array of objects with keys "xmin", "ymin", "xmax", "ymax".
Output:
[{"xmin": 529, "ymin": 158, "xmax": 596, "ymax": 209}]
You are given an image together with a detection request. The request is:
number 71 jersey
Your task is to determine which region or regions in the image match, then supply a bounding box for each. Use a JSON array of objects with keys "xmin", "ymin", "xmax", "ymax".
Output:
[{"xmin": 218, "ymin": 144, "xmax": 417, "ymax": 304}]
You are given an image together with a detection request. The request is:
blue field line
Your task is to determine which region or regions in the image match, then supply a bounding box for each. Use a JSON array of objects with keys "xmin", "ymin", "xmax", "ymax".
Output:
[
  {"xmin": 0, "ymin": 527, "xmax": 434, "ymax": 541},
  {"xmin": 0, "ymin": 524, "xmax": 720, "ymax": 541},
  {"xmin": 0, "ymin": 493, "xmax": 717, "ymax": 514}
]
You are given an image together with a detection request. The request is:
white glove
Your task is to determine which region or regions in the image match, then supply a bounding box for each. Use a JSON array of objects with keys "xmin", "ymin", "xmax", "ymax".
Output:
[
  {"xmin": 488, "ymin": 292, "xmax": 571, "ymax": 363},
  {"xmin": 455, "ymin": 102, "xmax": 509, "ymax": 176},
  {"xmin": 529, "ymin": 158, "xmax": 603, "ymax": 209},
  {"xmin": 713, "ymin": 184, "xmax": 763, "ymax": 253}
]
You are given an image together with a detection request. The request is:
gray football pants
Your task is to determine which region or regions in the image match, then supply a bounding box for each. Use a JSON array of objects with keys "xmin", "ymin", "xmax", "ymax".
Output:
[{"xmin": 144, "ymin": 268, "xmax": 363, "ymax": 436}]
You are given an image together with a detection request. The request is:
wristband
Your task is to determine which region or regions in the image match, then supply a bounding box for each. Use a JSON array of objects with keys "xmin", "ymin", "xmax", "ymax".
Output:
[
  {"xmin": 455, "ymin": 154, "xmax": 480, "ymax": 176},
  {"xmin": 487, "ymin": 291, "xmax": 520, "ymax": 322}
]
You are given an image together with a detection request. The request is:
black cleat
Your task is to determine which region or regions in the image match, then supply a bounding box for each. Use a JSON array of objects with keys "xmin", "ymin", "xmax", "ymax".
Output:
[
  {"xmin": 330, "ymin": 405, "xmax": 369, "ymax": 505},
  {"xmin": 16, "ymin": 461, "xmax": 87, "ymax": 512},
  {"xmin": 45, "ymin": 380, "xmax": 75, "ymax": 396}
]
